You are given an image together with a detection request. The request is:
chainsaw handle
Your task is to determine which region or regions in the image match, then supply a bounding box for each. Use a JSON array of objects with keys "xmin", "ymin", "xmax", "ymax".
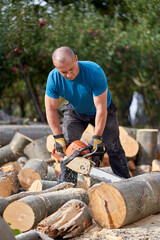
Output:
[{"xmin": 51, "ymin": 148, "xmax": 64, "ymax": 162}]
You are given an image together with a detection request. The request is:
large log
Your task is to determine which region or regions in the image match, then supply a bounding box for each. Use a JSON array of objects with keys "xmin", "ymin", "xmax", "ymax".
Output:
[
  {"xmin": 136, "ymin": 129, "xmax": 158, "ymax": 165},
  {"xmin": 0, "ymin": 176, "xmax": 12, "ymax": 197},
  {"xmin": 0, "ymin": 197, "xmax": 9, "ymax": 215},
  {"xmin": 0, "ymin": 132, "xmax": 32, "ymax": 166},
  {"xmin": 18, "ymin": 159, "xmax": 48, "ymax": 190},
  {"xmin": 0, "ymin": 124, "xmax": 52, "ymax": 146},
  {"xmin": 29, "ymin": 180, "xmax": 57, "ymax": 191},
  {"xmin": 24, "ymin": 136, "xmax": 51, "ymax": 160},
  {"xmin": 119, "ymin": 126, "xmax": 139, "ymax": 160},
  {"xmin": 37, "ymin": 199, "xmax": 92, "ymax": 238},
  {"xmin": 88, "ymin": 172, "xmax": 160, "ymax": 229},
  {"xmin": 5, "ymin": 182, "xmax": 74, "ymax": 203},
  {"xmin": 0, "ymin": 216, "xmax": 16, "ymax": 240},
  {"xmin": 3, "ymin": 188, "xmax": 89, "ymax": 232}
]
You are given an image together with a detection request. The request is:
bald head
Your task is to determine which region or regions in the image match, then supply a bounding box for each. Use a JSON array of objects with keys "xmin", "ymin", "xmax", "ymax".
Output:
[{"xmin": 52, "ymin": 46, "xmax": 75, "ymax": 66}]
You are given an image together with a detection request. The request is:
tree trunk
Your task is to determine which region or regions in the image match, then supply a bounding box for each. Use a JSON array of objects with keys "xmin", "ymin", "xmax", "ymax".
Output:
[
  {"xmin": 18, "ymin": 159, "xmax": 48, "ymax": 190},
  {"xmin": 0, "ymin": 132, "xmax": 32, "ymax": 166},
  {"xmin": 24, "ymin": 136, "xmax": 51, "ymax": 160},
  {"xmin": 29, "ymin": 180, "xmax": 57, "ymax": 191},
  {"xmin": 5, "ymin": 182, "xmax": 74, "ymax": 203},
  {"xmin": 3, "ymin": 188, "xmax": 89, "ymax": 232},
  {"xmin": 88, "ymin": 172, "xmax": 160, "ymax": 229},
  {"xmin": 0, "ymin": 216, "xmax": 16, "ymax": 240},
  {"xmin": 0, "ymin": 176, "xmax": 12, "ymax": 197},
  {"xmin": 37, "ymin": 199, "xmax": 92, "ymax": 239},
  {"xmin": 0, "ymin": 125, "xmax": 52, "ymax": 146},
  {"xmin": 0, "ymin": 197, "xmax": 9, "ymax": 215},
  {"xmin": 136, "ymin": 129, "xmax": 159, "ymax": 165}
]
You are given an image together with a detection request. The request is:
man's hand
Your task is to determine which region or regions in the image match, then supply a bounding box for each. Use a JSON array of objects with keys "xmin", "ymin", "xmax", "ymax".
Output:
[
  {"xmin": 89, "ymin": 135, "xmax": 102, "ymax": 152},
  {"xmin": 54, "ymin": 134, "xmax": 66, "ymax": 153}
]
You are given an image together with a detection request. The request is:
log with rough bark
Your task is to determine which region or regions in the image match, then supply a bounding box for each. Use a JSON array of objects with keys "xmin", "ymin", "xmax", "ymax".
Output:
[
  {"xmin": 3, "ymin": 188, "xmax": 89, "ymax": 232},
  {"xmin": 152, "ymin": 159, "xmax": 160, "ymax": 172},
  {"xmin": 44, "ymin": 165, "xmax": 57, "ymax": 181},
  {"xmin": 5, "ymin": 182, "xmax": 74, "ymax": 203},
  {"xmin": 88, "ymin": 172, "xmax": 160, "ymax": 229},
  {"xmin": 29, "ymin": 180, "xmax": 57, "ymax": 191},
  {"xmin": 24, "ymin": 136, "xmax": 51, "ymax": 160},
  {"xmin": 136, "ymin": 129, "xmax": 159, "ymax": 165},
  {"xmin": 0, "ymin": 132, "xmax": 32, "ymax": 166},
  {"xmin": 0, "ymin": 162, "xmax": 21, "ymax": 193},
  {"xmin": 0, "ymin": 216, "xmax": 16, "ymax": 240},
  {"xmin": 0, "ymin": 124, "xmax": 52, "ymax": 146},
  {"xmin": 18, "ymin": 159, "xmax": 48, "ymax": 190},
  {"xmin": 119, "ymin": 126, "xmax": 139, "ymax": 160},
  {"xmin": 37, "ymin": 199, "xmax": 92, "ymax": 239},
  {"xmin": 17, "ymin": 156, "xmax": 28, "ymax": 168},
  {"xmin": 0, "ymin": 176, "xmax": 12, "ymax": 197},
  {"xmin": 0, "ymin": 197, "xmax": 9, "ymax": 215},
  {"xmin": 15, "ymin": 230, "xmax": 53, "ymax": 240}
]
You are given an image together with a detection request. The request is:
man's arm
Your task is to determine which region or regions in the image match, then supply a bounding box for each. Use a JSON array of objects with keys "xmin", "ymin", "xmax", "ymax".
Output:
[
  {"xmin": 93, "ymin": 89, "xmax": 108, "ymax": 136},
  {"xmin": 45, "ymin": 94, "xmax": 62, "ymax": 135}
]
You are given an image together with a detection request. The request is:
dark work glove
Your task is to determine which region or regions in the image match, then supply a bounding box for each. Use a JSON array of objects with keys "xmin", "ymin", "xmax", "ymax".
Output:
[
  {"xmin": 54, "ymin": 134, "xmax": 66, "ymax": 153},
  {"xmin": 89, "ymin": 135, "xmax": 102, "ymax": 152}
]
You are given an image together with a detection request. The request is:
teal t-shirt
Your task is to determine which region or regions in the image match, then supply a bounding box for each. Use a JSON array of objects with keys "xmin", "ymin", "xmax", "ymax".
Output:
[{"xmin": 46, "ymin": 61, "xmax": 111, "ymax": 115}]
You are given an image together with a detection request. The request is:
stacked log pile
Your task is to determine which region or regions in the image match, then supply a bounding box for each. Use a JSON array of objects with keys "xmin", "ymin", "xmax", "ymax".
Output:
[{"xmin": 0, "ymin": 125, "xmax": 160, "ymax": 239}]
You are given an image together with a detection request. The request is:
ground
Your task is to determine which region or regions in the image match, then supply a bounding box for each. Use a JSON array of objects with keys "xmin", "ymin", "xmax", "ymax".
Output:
[{"xmin": 74, "ymin": 213, "xmax": 160, "ymax": 240}]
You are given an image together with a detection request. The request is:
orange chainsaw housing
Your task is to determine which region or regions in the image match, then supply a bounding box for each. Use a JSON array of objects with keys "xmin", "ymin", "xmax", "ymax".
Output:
[{"xmin": 65, "ymin": 140, "xmax": 90, "ymax": 156}]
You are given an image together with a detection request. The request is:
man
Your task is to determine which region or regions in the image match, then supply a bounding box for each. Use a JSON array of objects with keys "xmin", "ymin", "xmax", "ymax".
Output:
[{"xmin": 45, "ymin": 46, "xmax": 130, "ymax": 185}]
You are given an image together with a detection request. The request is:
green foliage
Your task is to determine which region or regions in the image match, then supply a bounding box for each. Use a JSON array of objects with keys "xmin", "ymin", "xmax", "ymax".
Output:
[
  {"xmin": 0, "ymin": 0, "xmax": 159, "ymax": 127},
  {"xmin": 8, "ymin": 222, "xmax": 21, "ymax": 236}
]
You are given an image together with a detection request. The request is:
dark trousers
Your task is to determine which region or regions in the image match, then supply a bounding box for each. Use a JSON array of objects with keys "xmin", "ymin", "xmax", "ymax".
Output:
[{"xmin": 58, "ymin": 101, "xmax": 131, "ymax": 185}]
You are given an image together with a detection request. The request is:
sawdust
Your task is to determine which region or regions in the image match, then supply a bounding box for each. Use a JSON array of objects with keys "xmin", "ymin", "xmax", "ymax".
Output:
[{"xmin": 74, "ymin": 213, "xmax": 160, "ymax": 240}]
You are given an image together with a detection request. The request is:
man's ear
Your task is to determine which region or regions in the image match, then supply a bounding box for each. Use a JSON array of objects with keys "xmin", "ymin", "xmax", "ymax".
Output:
[{"xmin": 75, "ymin": 55, "xmax": 78, "ymax": 62}]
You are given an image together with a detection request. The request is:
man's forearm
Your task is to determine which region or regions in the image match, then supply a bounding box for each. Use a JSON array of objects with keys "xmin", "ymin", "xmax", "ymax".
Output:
[
  {"xmin": 94, "ymin": 108, "xmax": 107, "ymax": 136},
  {"xmin": 46, "ymin": 109, "xmax": 62, "ymax": 135}
]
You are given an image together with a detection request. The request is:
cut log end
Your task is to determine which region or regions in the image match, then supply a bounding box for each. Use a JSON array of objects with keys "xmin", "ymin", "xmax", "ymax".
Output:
[
  {"xmin": 18, "ymin": 168, "xmax": 41, "ymax": 190},
  {"xmin": 88, "ymin": 183, "xmax": 127, "ymax": 229},
  {"xmin": 3, "ymin": 201, "xmax": 35, "ymax": 232},
  {"xmin": 0, "ymin": 176, "xmax": 12, "ymax": 197}
]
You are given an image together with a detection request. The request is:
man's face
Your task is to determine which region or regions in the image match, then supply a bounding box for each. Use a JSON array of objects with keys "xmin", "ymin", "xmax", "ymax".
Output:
[{"xmin": 54, "ymin": 55, "xmax": 79, "ymax": 81}]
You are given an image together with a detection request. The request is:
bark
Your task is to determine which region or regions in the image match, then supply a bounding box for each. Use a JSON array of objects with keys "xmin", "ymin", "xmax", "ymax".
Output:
[
  {"xmin": 15, "ymin": 230, "xmax": 53, "ymax": 240},
  {"xmin": 136, "ymin": 129, "xmax": 159, "ymax": 165},
  {"xmin": 29, "ymin": 180, "xmax": 57, "ymax": 191},
  {"xmin": 0, "ymin": 197, "xmax": 9, "ymax": 215},
  {"xmin": 3, "ymin": 188, "xmax": 89, "ymax": 232},
  {"xmin": 44, "ymin": 165, "xmax": 57, "ymax": 181},
  {"xmin": 0, "ymin": 216, "xmax": 16, "ymax": 240},
  {"xmin": 88, "ymin": 172, "xmax": 160, "ymax": 229},
  {"xmin": 0, "ymin": 125, "xmax": 52, "ymax": 146},
  {"xmin": 24, "ymin": 136, "xmax": 51, "ymax": 160},
  {"xmin": 0, "ymin": 176, "xmax": 12, "ymax": 197},
  {"xmin": 5, "ymin": 182, "xmax": 74, "ymax": 203},
  {"xmin": 18, "ymin": 159, "xmax": 48, "ymax": 190},
  {"xmin": 37, "ymin": 199, "xmax": 92, "ymax": 239}
]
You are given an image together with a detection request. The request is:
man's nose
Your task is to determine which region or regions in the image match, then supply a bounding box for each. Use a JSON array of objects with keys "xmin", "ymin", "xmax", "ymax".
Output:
[{"xmin": 66, "ymin": 71, "xmax": 72, "ymax": 77}]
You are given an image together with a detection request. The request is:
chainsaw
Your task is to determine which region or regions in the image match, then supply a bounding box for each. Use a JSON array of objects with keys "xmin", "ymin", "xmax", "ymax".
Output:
[{"xmin": 51, "ymin": 140, "xmax": 122, "ymax": 183}]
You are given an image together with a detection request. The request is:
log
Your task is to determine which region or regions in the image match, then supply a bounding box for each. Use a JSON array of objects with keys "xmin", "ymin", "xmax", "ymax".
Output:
[
  {"xmin": 0, "ymin": 197, "xmax": 9, "ymax": 215},
  {"xmin": 24, "ymin": 136, "xmax": 51, "ymax": 160},
  {"xmin": 17, "ymin": 156, "xmax": 28, "ymax": 168},
  {"xmin": 29, "ymin": 180, "xmax": 57, "ymax": 191},
  {"xmin": 152, "ymin": 159, "xmax": 160, "ymax": 172},
  {"xmin": 0, "ymin": 216, "xmax": 16, "ymax": 240},
  {"xmin": 5, "ymin": 182, "xmax": 74, "ymax": 203},
  {"xmin": 44, "ymin": 165, "xmax": 57, "ymax": 181},
  {"xmin": 88, "ymin": 172, "xmax": 160, "ymax": 229},
  {"xmin": 15, "ymin": 230, "xmax": 53, "ymax": 240},
  {"xmin": 136, "ymin": 129, "xmax": 159, "ymax": 165},
  {"xmin": 46, "ymin": 134, "xmax": 55, "ymax": 152},
  {"xmin": 18, "ymin": 159, "xmax": 48, "ymax": 190},
  {"xmin": 0, "ymin": 124, "xmax": 52, "ymax": 146},
  {"xmin": 0, "ymin": 162, "xmax": 21, "ymax": 193},
  {"xmin": 37, "ymin": 199, "xmax": 92, "ymax": 238},
  {"xmin": 3, "ymin": 188, "xmax": 89, "ymax": 232},
  {"xmin": 0, "ymin": 176, "xmax": 12, "ymax": 197},
  {"xmin": 132, "ymin": 165, "xmax": 152, "ymax": 176},
  {"xmin": 0, "ymin": 132, "xmax": 32, "ymax": 166},
  {"xmin": 123, "ymin": 126, "xmax": 137, "ymax": 139},
  {"xmin": 119, "ymin": 126, "xmax": 139, "ymax": 160}
]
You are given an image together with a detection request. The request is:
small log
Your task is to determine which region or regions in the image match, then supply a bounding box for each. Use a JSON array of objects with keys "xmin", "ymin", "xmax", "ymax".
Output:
[
  {"xmin": 132, "ymin": 165, "xmax": 152, "ymax": 176},
  {"xmin": 46, "ymin": 134, "xmax": 55, "ymax": 152},
  {"xmin": 123, "ymin": 126, "xmax": 137, "ymax": 139},
  {"xmin": 44, "ymin": 166, "xmax": 57, "ymax": 181},
  {"xmin": 37, "ymin": 199, "xmax": 92, "ymax": 238},
  {"xmin": 0, "ymin": 132, "xmax": 32, "ymax": 166},
  {"xmin": 136, "ymin": 129, "xmax": 159, "ymax": 165},
  {"xmin": 0, "ymin": 176, "xmax": 12, "ymax": 197},
  {"xmin": 18, "ymin": 159, "xmax": 48, "ymax": 190},
  {"xmin": 3, "ymin": 188, "xmax": 89, "ymax": 232},
  {"xmin": 88, "ymin": 172, "xmax": 160, "ymax": 229},
  {"xmin": 24, "ymin": 136, "xmax": 51, "ymax": 160},
  {"xmin": 0, "ymin": 124, "xmax": 52, "ymax": 146},
  {"xmin": 152, "ymin": 159, "xmax": 160, "ymax": 172},
  {"xmin": 17, "ymin": 156, "xmax": 28, "ymax": 168},
  {"xmin": 0, "ymin": 197, "xmax": 9, "ymax": 215},
  {"xmin": 29, "ymin": 180, "xmax": 57, "ymax": 191},
  {"xmin": 0, "ymin": 216, "xmax": 16, "ymax": 240},
  {"xmin": 5, "ymin": 182, "xmax": 74, "ymax": 203},
  {"xmin": 0, "ymin": 162, "xmax": 21, "ymax": 194},
  {"xmin": 119, "ymin": 126, "xmax": 139, "ymax": 160}
]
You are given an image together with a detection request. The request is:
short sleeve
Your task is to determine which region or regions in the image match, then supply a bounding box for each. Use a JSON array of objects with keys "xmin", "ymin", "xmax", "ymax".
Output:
[
  {"xmin": 45, "ymin": 71, "xmax": 59, "ymax": 99},
  {"xmin": 92, "ymin": 67, "xmax": 108, "ymax": 96}
]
